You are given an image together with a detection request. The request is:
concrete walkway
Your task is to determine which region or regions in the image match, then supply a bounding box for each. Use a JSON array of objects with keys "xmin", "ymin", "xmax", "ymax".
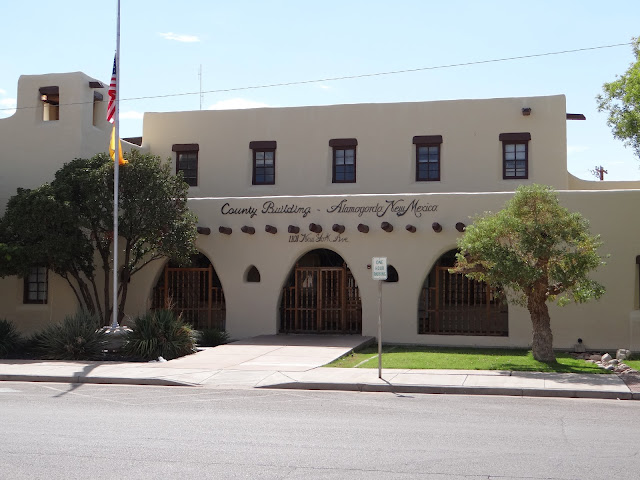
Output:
[{"xmin": 1, "ymin": 335, "xmax": 638, "ymax": 400}]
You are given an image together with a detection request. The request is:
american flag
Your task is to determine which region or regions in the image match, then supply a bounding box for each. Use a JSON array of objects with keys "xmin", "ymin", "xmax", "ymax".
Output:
[{"xmin": 106, "ymin": 56, "xmax": 116, "ymax": 123}]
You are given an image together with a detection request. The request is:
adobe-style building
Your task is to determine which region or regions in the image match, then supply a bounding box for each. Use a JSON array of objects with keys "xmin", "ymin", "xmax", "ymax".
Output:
[{"xmin": 1, "ymin": 72, "xmax": 639, "ymax": 352}]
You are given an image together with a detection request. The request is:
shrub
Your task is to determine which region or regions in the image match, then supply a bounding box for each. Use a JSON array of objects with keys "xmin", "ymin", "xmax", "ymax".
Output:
[
  {"xmin": 195, "ymin": 328, "xmax": 230, "ymax": 347},
  {"xmin": 0, "ymin": 318, "xmax": 22, "ymax": 358},
  {"xmin": 123, "ymin": 309, "xmax": 197, "ymax": 360},
  {"xmin": 30, "ymin": 311, "xmax": 107, "ymax": 360}
]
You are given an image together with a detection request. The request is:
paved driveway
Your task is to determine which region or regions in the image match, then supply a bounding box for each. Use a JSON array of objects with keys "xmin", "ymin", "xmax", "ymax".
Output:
[{"xmin": 165, "ymin": 334, "xmax": 374, "ymax": 372}]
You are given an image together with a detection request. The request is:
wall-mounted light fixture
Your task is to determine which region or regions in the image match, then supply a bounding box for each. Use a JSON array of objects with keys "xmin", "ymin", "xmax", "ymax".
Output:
[{"xmin": 522, "ymin": 107, "xmax": 531, "ymax": 116}]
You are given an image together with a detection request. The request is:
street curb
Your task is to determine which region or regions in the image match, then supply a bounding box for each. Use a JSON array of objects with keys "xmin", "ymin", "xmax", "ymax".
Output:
[
  {"xmin": 0, "ymin": 374, "xmax": 197, "ymax": 388},
  {"xmin": 259, "ymin": 382, "xmax": 637, "ymax": 400}
]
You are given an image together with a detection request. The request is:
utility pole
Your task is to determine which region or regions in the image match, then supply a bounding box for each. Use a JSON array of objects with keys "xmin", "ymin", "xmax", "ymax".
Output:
[{"xmin": 592, "ymin": 165, "xmax": 608, "ymax": 181}]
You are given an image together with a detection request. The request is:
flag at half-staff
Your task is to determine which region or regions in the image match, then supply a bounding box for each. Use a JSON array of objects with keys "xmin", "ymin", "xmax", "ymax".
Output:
[{"xmin": 107, "ymin": 55, "xmax": 127, "ymax": 165}]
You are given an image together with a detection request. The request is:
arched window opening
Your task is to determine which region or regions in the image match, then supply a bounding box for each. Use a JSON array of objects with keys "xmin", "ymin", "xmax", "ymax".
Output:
[
  {"xmin": 246, "ymin": 265, "xmax": 261, "ymax": 283},
  {"xmin": 151, "ymin": 253, "xmax": 225, "ymax": 330},
  {"xmin": 418, "ymin": 249, "xmax": 507, "ymax": 336},
  {"xmin": 384, "ymin": 265, "xmax": 399, "ymax": 283}
]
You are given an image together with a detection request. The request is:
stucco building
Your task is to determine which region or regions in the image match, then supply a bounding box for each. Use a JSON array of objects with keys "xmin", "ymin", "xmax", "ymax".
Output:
[{"xmin": 1, "ymin": 72, "xmax": 639, "ymax": 352}]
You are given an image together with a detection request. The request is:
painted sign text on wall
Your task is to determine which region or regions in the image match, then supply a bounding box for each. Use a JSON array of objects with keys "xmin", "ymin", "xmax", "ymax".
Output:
[
  {"xmin": 326, "ymin": 199, "xmax": 438, "ymax": 218},
  {"xmin": 220, "ymin": 198, "xmax": 439, "ymax": 219}
]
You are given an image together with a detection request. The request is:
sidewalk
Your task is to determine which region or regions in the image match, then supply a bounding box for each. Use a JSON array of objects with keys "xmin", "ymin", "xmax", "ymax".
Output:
[{"xmin": 1, "ymin": 335, "xmax": 638, "ymax": 400}]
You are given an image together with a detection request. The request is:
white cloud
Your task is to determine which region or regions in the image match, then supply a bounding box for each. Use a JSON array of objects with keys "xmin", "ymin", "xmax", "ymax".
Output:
[
  {"xmin": 208, "ymin": 98, "xmax": 272, "ymax": 110},
  {"xmin": 318, "ymin": 84, "xmax": 331, "ymax": 90},
  {"xmin": 119, "ymin": 111, "xmax": 144, "ymax": 120},
  {"xmin": 0, "ymin": 97, "xmax": 16, "ymax": 117},
  {"xmin": 567, "ymin": 145, "xmax": 589, "ymax": 155},
  {"xmin": 0, "ymin": 88, "xmax": 6, "ymax": 95},
  {"xmin": 159, "ymin": 32, "xmax": 201, "ymax": 43}
]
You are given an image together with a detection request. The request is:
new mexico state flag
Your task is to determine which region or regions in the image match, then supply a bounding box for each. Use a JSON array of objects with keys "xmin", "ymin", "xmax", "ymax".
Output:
[{"xmin": 109, "ymin": 126, "xmax": 127, "ymax": 165}]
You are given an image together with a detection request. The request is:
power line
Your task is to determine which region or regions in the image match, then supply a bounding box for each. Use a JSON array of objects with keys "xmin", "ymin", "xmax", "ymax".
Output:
[{"xmin": 0, "ymin": 41, "xmax": 632, "ymax": 113}]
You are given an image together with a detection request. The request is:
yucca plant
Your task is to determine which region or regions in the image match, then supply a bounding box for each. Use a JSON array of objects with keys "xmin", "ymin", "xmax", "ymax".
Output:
[
  {"xmin": 123, "ymin": 309, "xmax": 197, "ymax": 360},
  {"xmin": 0, "ymin": 318, "xmax": 22, "ymax": 358},
  {"xmin": 195, "ymin": 328, "xmax": 230, "ymax": 347},
  {"xmin": 29, "ymin": 311, "xmax": 107, "ymax": 360}
]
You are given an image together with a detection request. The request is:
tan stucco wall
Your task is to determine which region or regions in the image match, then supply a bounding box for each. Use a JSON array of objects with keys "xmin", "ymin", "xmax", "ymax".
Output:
[
  {"xmin": 142, "ymin": 95, "xmax": 569, "ymax": 197},
  {"xmin": 115, "ymin": 189, "xmax": 640, "ymax": 351},
  {"xmin": 568, "ymin": 172, "xmax": 640, "ymax": 190},
  {"xmin": 0, "ymin": 72, "xmax": 114, "ymax": 210},
  {"xmin": 3, "ymin": 75, "xmax": 638, "ymax": 352}
]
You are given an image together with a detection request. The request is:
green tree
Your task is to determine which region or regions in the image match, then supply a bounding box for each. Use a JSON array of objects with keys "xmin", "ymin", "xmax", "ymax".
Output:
[
  {"xmin": 597, "ymin": 37, "xmax": 640, "ymax": 160},
  {"xmin": 0, "ymin": 151, "xmax": 198, "ymax": 325},
  {"xmin": 452, "ymin": 185, "xmax": 605, "ymax": 362}
]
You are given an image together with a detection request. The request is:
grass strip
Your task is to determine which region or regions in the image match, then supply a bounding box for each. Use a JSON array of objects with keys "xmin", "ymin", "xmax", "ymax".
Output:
[{"xmin": 328, "ymin": 346, "xmax": 609, "ymax": 374}]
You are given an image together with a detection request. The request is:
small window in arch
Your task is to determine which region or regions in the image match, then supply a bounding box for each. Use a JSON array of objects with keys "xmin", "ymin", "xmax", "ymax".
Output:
[
  {"xmin": 384, "ymin": 265, "xmax": 399, "ymax": 283},
  {"xmin": 246, "ymin": 265, "xmax": 261, "ymax": 283}
]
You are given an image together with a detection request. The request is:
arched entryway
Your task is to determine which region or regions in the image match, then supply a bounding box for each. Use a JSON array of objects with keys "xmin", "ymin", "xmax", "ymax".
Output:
[
  {"xmin": 280, "ymin": 249, "xmax": 362, "ymax": 334},
  {"xmin": 151, "ymin": 253, "xmax": 225, "ymax": 330},
  {"xmin": 418, "ymin": 249, "xmax": 508, "ymax": 336}
]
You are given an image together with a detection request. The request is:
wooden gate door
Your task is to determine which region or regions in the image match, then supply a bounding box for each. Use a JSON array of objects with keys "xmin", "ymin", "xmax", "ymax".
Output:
[
  {"xmin": 418, "ymin": 266, "xmax": 507, "ymax": 336},
  {"xmin": 152, "ymin": 266, "xmax": 225, "ymax": 330},
  {"xmin": 281, "ymin": 265, "xmax": 361, "ymax": 333}
]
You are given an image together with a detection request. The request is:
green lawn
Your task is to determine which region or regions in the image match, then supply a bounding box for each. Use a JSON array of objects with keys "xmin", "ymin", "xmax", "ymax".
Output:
[
  {"xmin": 328, "ymin": 346, "xmax": 609, "ymax": 374},
  {"xmin": 625, "ymin": 358, "xmax": 640, "ymax": 371}
]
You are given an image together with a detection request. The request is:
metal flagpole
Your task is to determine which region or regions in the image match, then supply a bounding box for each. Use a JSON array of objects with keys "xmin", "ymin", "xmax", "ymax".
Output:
[{"xmin": 111, "ymin": 0, "xmax": 121, "ymax": 329}]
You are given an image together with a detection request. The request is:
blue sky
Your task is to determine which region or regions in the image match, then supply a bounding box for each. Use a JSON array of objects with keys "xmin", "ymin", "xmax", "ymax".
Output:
[{"xmin": 1, "ymin": 0, "xmax": 639, "ymax": 180}]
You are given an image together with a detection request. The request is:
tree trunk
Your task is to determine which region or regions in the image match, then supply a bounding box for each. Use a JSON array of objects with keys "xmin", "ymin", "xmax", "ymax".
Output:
[{"xmin": 527, "ymin": 287, "xmax": 555, "ymax": 362}]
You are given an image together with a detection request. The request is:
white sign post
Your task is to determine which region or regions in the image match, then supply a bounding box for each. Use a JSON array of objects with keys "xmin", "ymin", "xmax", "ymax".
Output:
[{"xmin": 372, "ymin": 257, "xmax": 387, "ymax": 379}]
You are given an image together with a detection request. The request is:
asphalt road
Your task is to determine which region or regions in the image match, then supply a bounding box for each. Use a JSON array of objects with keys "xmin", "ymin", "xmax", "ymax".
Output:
[{"xmin": 1, "ymin": 382, "xmax": 639, "ymax": 479}]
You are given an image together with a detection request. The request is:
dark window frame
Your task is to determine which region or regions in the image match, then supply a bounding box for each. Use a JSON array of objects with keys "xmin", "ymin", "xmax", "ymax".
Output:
[
  {"xmin": 330, "ymin": 138, "xmax": 357, "ymax": 184},
  {"xmin": 250, "ymin": 141, "xmax": 277, "ymax": 185},
  {"xmin": 23, "ymin": 266, "xmax": 48, "ymax": 304},
  {"xmin": 413, "ymin": 135, "xmax": 442, "ymax": 182},
  {"xmin": 172, "ymin": 144, "xmax": 199, "ymax": 187},
  {"xmin": 500, "ymin": 133, "xmax": 530, "ymax": 180}
]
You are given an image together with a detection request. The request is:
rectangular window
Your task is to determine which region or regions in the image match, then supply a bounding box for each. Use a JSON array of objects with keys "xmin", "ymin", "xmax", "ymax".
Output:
[
  {"xmin": 250, "ymin": 141, "xmax": 276, "ymax": 185},
  {"xmin": 39, "ymin": 86, "xmax": 59, "ymax": 121},
  {"xmin": 172, "ymin": 144, "xmax": 199, "ymax": 186},
  {"xmin": 92, "ymin": 91, "xmax": 103, "ymax": 127},
  {"xmin": 330, "ymin": 138, "xmax": 357, "ymax": 183},
  {"xmin": 413, "ymin": 135, "xmax": 442, "ymax": 181},
  {"xmin": 500, "ymin": 133, "xmax": 531, "ymax": 179},
  {"xmin": 24, "ymin": 266, "xmax": 48, "ymax": 304}
]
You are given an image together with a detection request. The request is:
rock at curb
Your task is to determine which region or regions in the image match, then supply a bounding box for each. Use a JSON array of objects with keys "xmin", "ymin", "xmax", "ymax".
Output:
[
  {"xmin": 601, "ymin": 353, "xmax": 612, "ymax": 363},
  {"xmin": 590, "ymin": 354, "xmax": 602, "ymax": 361},
  {"xmin": 604, "ymin": 365, "xmax": 615, "ymax": 371}
]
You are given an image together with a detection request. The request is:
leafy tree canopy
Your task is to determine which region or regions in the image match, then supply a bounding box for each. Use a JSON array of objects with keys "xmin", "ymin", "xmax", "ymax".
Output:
[
  {"xmin": 597, "ymin": 37, "xmax": 640, "ymax": 160},
  {"xmin": 453, "ymin": 184, "xmax": 605, "ymax": 362},
  {"xmin": 0, "ymin": 151, "xmax": 198, "ymax": 325}
]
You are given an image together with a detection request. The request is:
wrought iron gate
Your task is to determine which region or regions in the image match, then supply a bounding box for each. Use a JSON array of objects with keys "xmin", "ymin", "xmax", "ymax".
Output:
[
  {"xmin": 418, "ymin": 266, "xmax": 507, "ymax": 336},
  {"xmin": 151, "ymin": 266, "xmax": 225, "ymax": 330},
  {"xmin": 280, "ymin": 265, "xmax": 361, "ymax": 333}
]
